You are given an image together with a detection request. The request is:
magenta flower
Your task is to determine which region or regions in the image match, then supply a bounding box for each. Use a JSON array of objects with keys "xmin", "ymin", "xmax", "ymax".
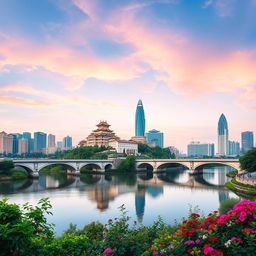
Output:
[
  {"xmin": 184, "ymin": 240, "xmax": 195, "ymax": 245},
  {"xmin": 103, "ymin": 248, "xmax": 113, "ymax": 256},
  {"xmin": 153, "ymin": 252, "xmax": 159, "ymax": 255}
]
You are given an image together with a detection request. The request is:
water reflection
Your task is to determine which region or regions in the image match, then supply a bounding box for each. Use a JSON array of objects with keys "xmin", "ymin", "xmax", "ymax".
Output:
[{"xmin": 0, "ymin": 165, "xmax": 238, "ymax": 233}]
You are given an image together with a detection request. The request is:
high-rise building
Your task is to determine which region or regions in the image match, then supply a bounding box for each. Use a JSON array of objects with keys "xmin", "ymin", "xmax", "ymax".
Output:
[
  {"xmin": 18, "ymin": 138, "xmax": 28, "ymax": 154},
  {"xmin": 228, "ymin": 141, "xmax": 240, "ymax": 156},
  {"xmin": 135, "ymin": 99, "xmax": 145, "ymax": 136},
  {"xmin": 11, "ymin": 133, "xmax": 22, "ymax": 154},
  {"xmin": 218, "ymin": 114, "xmax": 229, "ymax": 156},
  {"xmin": 241, "ymin": 131, "xmax": 254, "ymax": 153},
  {"xmin": 48, "ymin": 134, "xmax": 56, "ymax": 148},
  {"xmin": 0, "ymin": 131, "xmax": 13, "ymax": 154},
  {"xmin": 63, "ymin": 136, "xmax": 72, "ymax": 149},
  {"xmin": 57, "ymin": 141, "xmax": 63, "ymax": 150},
  {"xmin": 34, "ymin": 132, "xmax": 47, "ymax": 152},
  {"xmin": 146, "ymin": 129, "xmax": 164, "ymax": 148},
  {"xmin": 23, "ymin": 132, "xmax": 32, "ymax": 152},
  {"xmin": 187, "ymin": 142, "xmax": 215, "ymax": 157}
]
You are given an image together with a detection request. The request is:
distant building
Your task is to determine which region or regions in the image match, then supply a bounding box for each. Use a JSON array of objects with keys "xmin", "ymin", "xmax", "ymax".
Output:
[
  {"xmin": 34, "ymin": 132, "xmax": 47, "ymax": 152},
  {"xmin": 130, "ymin": 136, "xmax": 147, "ymax": 144},
  {"xmin": 11, "ymin": 133, "xmax": 22, "ymax": 154},
  {"xmin": 46, "ymin": 147, "xmax": 58, "ymax": 154},
  {"xmin": 218, "ymin": 114, "xmax": 229, "ymax": 156},
  {"xmin": 146, "ymin": 129, "xmax": 164, "ymax": 148},
  {"xmin": 57, "ymin": 141, "xmax": 63, "ymax": 150},
  {"xmin": 187, "ymin": 142, "xmax": 214, "ymax": 157},
  {"xmin": 135, "ymin": 99, "xmax": 146, "ymax": 136},
  {"xmin": 228, "ymin": 141, "xmax": 240, "ymax": 156},
  {"xmin": 18, "ymin": 138, "xmax": 28, "ymax": 154},
  {"xmin": 109, "ymin": 139, "xmax": 138, "ymax": 155},
  {"xmin": 0, "ymin": 131, "xmax": 13, "ymax": 154},
  {"xmin": 63, "ymin": 136, "xmax": 72, "ymax": 149},
  {"xmin": 85, "ymin": 121, "xmax": 119, "ymax": 147},
  {"xmin": 241, "ymin": 131, "xmax": 254, "ymax": 153},
  {"xmin": 23, "ymin": 132, "xmax": 33, "ymax": 153},
  {"xmin": 48, "ymin": 134, "xmax": 56, "ymax": 148}
]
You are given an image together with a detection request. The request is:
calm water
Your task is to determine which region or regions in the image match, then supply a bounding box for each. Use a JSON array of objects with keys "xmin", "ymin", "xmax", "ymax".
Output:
[{"xmin": 0, "ymin": 166, "xmax": 238, "ymax": 236}]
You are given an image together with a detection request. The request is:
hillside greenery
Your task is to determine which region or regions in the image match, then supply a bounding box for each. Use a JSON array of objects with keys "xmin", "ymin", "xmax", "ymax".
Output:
[{"xmin": 138, "ymin": 144, "xmax": 175, "ymax": 159}]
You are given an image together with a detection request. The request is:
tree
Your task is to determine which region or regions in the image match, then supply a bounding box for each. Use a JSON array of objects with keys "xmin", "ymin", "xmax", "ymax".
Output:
[
  {"xmin": 239, "ymin": 148, "xmax": 256, "ymax": 173},
  {"xmin": 118, "ymin": 155, "xmax": 136, "ymax": 171},
  {"xmin": 0, "ymin": 160, "xmax": 14, "ymax": 175}
]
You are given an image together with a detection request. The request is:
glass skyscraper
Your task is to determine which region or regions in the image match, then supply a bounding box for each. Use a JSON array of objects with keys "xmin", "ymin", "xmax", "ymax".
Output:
[
  {"xmin": 241, "ymin": 131, "xmax": 254, "ymax": 153},
  {"xmin": 135, "ymin": 99, "xmax": 145, "ymax": 136},
  {"xmin": 218, "ymin": 114, "xmax": 229, "ymax": 156},
  {"xmin": 34, "ymin": 132, "xmax": 47, "ymax": 152},
  {"xmin": 146, "ymin": 129, "xmax": 164, "ymax": 148},
  {"xmin": 63, "ymin": 136, "xmax": 72, "ymax": 149}
]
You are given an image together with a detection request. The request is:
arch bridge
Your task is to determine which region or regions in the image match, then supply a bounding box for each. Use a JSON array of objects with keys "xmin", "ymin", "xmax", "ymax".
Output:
[
  {"xmin": 136, "ymin": 158, "xmax": 240, "ymax": 174},
  {"xmin": 13, "ymin": 159, "xmax": 115, "ymax": 178}
]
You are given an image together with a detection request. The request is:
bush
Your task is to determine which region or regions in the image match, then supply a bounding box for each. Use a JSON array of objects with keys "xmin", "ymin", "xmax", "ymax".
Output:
[
  {"xmin": 219, "ymin": 198, "xmax": 241, "ymax": 215},
  {"xmin": 226, "ymin": 170, "xmax": 238, "ymax": 178},
  {"xmin": 10, "ymin": 169, "xmax": 28, "ymax": 180},
  {"xmin": 118, "ymin": 155, "xmax": 136, "ymax": 171},
  {"xmin": 0, "ymin": 198, "xmax": 53, "ymax": 256}
]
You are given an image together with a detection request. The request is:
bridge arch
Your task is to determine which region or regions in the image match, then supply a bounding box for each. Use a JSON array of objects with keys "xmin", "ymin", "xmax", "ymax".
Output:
[
  {"xmin": 137, "ymin": 163, "xmax": 154, "ymax": 171},
  {"xmin": 38, "ymin": 163, "xmax": 77, "ymax": 173},
  {"xmin": 157, "ymin": 162, "xmax": 189, "ymax": 171},
  {"xmin": 104, "ymin": 164, "xmax": 113, "ymax": 171},
  {"xmin": 14, "ymin": 164, "xmax": 34, "ymax": 174},
  {"xmin": 80, "ymin": 163, "xmax": 102, "ymax": 172},
  {"xmin": 194, "ymin": 162, "xmax": 239, "ymax": 172}
]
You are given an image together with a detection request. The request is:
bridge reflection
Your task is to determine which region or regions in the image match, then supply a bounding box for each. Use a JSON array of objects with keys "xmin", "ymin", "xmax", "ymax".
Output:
[{"xmin": 0, "ymin": 166, "xmax": 232, "ymax": 223}]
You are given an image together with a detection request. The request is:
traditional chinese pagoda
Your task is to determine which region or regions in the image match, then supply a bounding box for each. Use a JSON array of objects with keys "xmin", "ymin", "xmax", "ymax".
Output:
[{"xmin": 83, "ymin": 121, "xmax": 119, "ymax": 147}]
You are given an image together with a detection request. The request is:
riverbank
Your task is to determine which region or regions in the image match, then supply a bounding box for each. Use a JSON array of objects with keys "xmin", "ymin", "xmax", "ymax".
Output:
[{"xmin": 1, "ymin": 197, "xmax": 256, "ymax": 256}]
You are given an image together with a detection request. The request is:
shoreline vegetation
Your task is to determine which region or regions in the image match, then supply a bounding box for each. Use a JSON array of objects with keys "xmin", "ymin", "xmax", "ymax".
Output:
[
  {"xmin": 1, "ymin": 197, "xmax": 256, "ymax": 256},
  {"xmin": 0, "ymin": 160, "xmax": 28, "ymax": 181}
]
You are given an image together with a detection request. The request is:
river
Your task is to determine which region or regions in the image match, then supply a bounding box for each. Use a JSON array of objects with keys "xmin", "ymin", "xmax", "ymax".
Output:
[{"xmin": 0, "ymin": 165, "xmax": 238, "ymax": 236}]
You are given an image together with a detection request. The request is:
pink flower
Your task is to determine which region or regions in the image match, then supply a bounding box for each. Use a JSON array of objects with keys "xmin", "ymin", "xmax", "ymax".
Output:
[
  {"xmin": 184, "ymin": 240, "xmax": 195, "ymax": 245},
  {"xmin": 103, "ymin": 248, "xmax": 113, "ymax": 256},
  {"xmin": 203, "ymin": 244, "xmax": 214, "ymax": 255},
  {"xmin": 230, "ymin": 237, "xmax": 243, "ymax": 243}
]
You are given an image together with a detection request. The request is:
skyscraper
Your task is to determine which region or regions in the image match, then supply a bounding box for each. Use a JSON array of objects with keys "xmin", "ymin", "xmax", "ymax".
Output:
[
  {"xmin": 135, "ymin": 99, "xmax": 145, "ymax": 136},
  {"xmin": 23, "ymin": 132, "xmax": 32, "ymax": 153},
  {"xmin": 218, "ymin": 114, "xmax": 229, "ymax": 156},
  {"xmin": 48, "ymin": 134, "xmax": 56, "ymax": 148},
  {"xmin": 146, "ymin": 129, "xmax": 164, "ymax": 148},
  {"xmin": 241, "ymin": 131, "xmax": 254, "ymax": 153},
  {"xmin": 63, "ymin": 136, "xmax": 72, "ymax": 149},
  {"xmin": 34, "ymin": 132, "xmax": 47, "ymax": 152}
]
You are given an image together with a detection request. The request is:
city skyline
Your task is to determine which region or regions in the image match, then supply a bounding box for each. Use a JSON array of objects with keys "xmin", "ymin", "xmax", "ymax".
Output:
[{"xmin": 0, "ymin": 0, "xmax": 256, "ymax": 151}]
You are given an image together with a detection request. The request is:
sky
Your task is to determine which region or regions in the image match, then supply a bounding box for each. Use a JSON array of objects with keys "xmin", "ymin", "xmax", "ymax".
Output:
[{"xmin": 0, "ymin": 0, "xmax": 256, "ymax": 152}]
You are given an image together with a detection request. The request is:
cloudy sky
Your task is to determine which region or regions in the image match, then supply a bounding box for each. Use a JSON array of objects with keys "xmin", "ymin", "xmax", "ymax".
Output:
[{"xmin": 0, "ymin": 0, "xmax": 255, "ymax": 152}]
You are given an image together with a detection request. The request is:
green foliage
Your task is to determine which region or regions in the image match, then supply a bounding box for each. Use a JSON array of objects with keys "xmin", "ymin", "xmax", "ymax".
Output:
[
  {"xmin": 0, "ymin": 160, "xmax": 14, "ymax": 175},
  {"xmin": 240, "ymin": 147, "xmax": 256, "ymax": 173},
  {"xmin": 219, "ymin": 198, "xmax": 241, "ymax": 215},
  {"xmin": 10, "ymin": 169, "xmax": 28, "ymax": 180},
  {"xmin": 61, "ymin": 146, "xmax": 108, "ymax": 159},
  {"xmin": 138, "ymin": 144, "xmax": 175, "ymax": 159},
  {"xmin": 226, "ymin": 170, "xmax": 238, "ymax": 177},
  {"xmin": 0, "ymin": 198, "xmax": 53, "ymax": 256},
  {"xmin": 118, "ymin": 155, "xmax": 136, "ymax": 171},
  {"xmin": 43, "ymin": 233, "xmax": 90, "ymax": 256}
]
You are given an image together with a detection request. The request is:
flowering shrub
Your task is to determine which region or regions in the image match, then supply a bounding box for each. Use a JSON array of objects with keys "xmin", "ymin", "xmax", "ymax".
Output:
[{"xmin": 143, "ymin": 199, "xmax": 256, "ymax": 256}]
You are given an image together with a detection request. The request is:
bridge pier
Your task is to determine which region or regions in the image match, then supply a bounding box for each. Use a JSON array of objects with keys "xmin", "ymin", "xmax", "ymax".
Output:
[{"xmin": 30, "ymin": 171, "xmax": 39, "ymax": 179}]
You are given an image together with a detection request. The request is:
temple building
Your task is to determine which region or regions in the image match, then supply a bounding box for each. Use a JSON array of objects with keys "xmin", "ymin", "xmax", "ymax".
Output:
[{"xmin": 83, "ymin": 121, "xmax": 119, "ymax": 147}]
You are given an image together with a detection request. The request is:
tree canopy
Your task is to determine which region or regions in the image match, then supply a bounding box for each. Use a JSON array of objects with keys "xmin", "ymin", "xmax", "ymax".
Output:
[
  {"xmin": 239, "ymin": 148, "xmax": 256, "ymax": 173},
  {"xmin": 138, "ymin": 144, "xmax": 175, "ymax": 159}
]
